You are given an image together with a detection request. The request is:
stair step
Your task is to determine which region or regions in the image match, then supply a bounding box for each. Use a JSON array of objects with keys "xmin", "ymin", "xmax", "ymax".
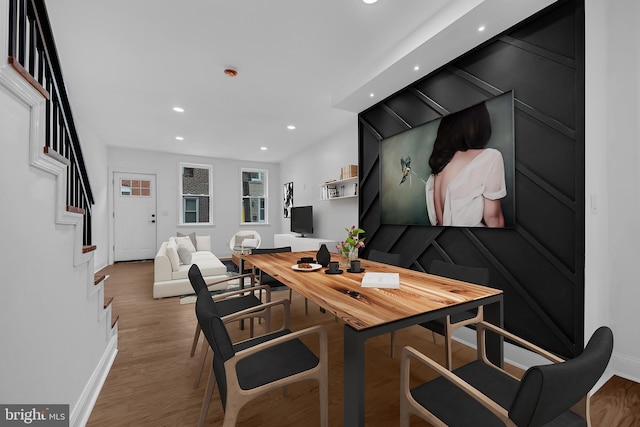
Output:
[
  {"xmin": 111, "ymin": 315, "xmax": 119, "ymax": 329},
  {"xmin": 94, "ymin": 273, "xmax": 106, "ymax": 286},
  {"xmin": 104, "ymin": 296, "xmax": 114, "ymax": 309}
]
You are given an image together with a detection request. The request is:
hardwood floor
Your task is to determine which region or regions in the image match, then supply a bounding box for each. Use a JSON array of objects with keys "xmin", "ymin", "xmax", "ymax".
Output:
[{"xmin": 88, "ymin": 261, "xmax": 639, "ymax": 426}]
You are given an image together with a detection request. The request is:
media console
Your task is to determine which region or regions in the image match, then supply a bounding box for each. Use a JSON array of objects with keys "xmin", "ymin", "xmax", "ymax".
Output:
[{"xmin": 274, "ymin": 234, "xmax": 338, "ymax": 253}]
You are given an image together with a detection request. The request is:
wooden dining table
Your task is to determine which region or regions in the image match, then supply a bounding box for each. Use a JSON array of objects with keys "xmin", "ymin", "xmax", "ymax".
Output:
[{"xmin": 237, "ymin": 250, "xmax": 504, "ymax": 427}]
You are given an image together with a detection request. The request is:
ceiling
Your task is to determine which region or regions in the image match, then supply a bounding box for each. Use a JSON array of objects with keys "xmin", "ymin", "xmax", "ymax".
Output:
[{"xmin": 45, "ymin": 0, "xmax": 555, "ymax": 163}]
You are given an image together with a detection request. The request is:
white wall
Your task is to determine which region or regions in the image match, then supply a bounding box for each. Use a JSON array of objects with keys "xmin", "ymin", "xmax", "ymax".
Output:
[
  {"xmin": 585, "ymin": 0, "xmax": 640, "ymax": 382},
  {"xmin": 107, "ymin": 147, "xmax": 281, "ymax": 258},
  {"xmin": 76, "ymin": 119, "xmax": 110, "ymax": 271},
  {"xmin": 278, "ymin": 123, "xmax": 359, "ymax": 244},
  {"xmin": 0, "ymin": 59, "xmax": 114, "ymax": 425}
]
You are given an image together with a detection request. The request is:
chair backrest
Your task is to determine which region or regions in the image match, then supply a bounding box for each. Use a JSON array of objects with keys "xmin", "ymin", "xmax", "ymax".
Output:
[
  {"xmin": 195, "ymin": 287, "xmax": 236, "ymax": 409},
  {"xmin": 428, "ymin": 260, "xmax": 490, "ymax": 286},
  {"xmin": 188, "ymin": 264, "xmax": 208, "ymax": 294},
  {"xmin": 509, "ymin": 326, "xmax": 614, "ymax": 427},
  {"xmin": 229, "ymin": 230, "xmax": 262, "ymax": 251},
  {"xmin": 251, "ymin": 246, "xmax": 292, "ymax": 255},
  {"xmin": 368, "ymin": 249, "xmax": 402, "ymax": 266},
  {"xmin": 251, "ymin": 247, "xmax": 292, "ymax": 284}
]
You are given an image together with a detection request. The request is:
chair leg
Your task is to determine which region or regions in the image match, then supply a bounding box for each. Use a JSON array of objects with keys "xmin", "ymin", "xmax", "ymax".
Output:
[
  {"xmin": 199, "ymin": 367, "xmax": 216, "ymax": 427},
  {"xmin": 319, "ymin": 370, "xmax": 329, "ymax": 427},
  {"xmin": 399, "ymin": 406, "xmax": 411, "ymax": 427},
  {"xmin": 257, "ymin": 287, "xmax": 264, "ymax": 325},
  {"xmin": 288, "ymin": 289, "xmax": 309, "ymax": 315},
  {"xmin": 390, "ymin": 331, "xmax": 396, "ymax": 358},
  {"xmin": 190, "ymin": 324, "xmax": 201, "ymax": 357},
  {"xmin": 431, "ymin": 330, "xmax": 437, "ymax": 344},
  {"xmin": 194, "ymin": 344, "xmax": 209, "ymax": 389},
  {"xmin": 222, "ymin": 406, "xmax": 241, "ymax": 427}
]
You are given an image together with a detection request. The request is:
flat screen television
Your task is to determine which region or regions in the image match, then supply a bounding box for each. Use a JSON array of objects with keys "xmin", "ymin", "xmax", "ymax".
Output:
[{"xmin": 290, "ymin": 205, "xmax": 313, "ymax": 237}]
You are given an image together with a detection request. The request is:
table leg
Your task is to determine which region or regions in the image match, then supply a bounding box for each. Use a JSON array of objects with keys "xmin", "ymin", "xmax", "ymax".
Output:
[{"xmin": 344, "ymin": 325, "xmax": 366, "ymax": 427}]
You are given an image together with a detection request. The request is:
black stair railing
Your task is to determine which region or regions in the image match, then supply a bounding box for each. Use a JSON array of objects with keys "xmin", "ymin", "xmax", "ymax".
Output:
[{"xmin": 7, "ymin": 0, "xmax": 94, "ymax": 246}]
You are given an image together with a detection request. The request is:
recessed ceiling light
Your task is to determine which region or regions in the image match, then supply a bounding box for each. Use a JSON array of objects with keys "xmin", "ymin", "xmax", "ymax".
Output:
[
  {"xmin": 287, "ymin": 125, "xmax": 296, "ymax": 130},
  {"xmin": 173, "ymin": 107, "xmax": 184, "ymax": 113},
  {"xmin": 369, "ymin": 93, "xmax": 375, "ymax": 98},
  {"xmin": 414, "ymin": 65, "xmax": 420, "ymax": 71},
  {"xmin": 260, "ymin": 146, "xmax": 268, "ymax": 151},
  {"xmin": 175, "ymin": 136, "xmax": 184, "ymax": 141},
  {"xmin": 478, "ymin": 25, "xmax": 486, "ymax": 32},
  {"xmin": 363, "ymin": 0, "xmax": 378, "ymax": 4}
]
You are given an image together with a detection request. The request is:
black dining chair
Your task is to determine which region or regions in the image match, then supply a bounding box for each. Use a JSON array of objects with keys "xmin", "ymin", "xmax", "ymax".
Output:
[
  {"xmin": 252, "ymin": 246, "xmax": 311, "ymax": 314},
  {"xmin": 420, "ymin": 260, "xmax": 490, "ymax": 369},
  {"xmin": 194, "ymin": 282, "xmax": 328, "ymax": 427},
  {"xmin": 400, "ymin": 325, "xmax": 613, "ymax": 427},
  {"xmin": 188, "ymin": 264, "xmax": 273, "ymax": 388},
  {"xmin": 368, "ymin": 248, "xmax": 402, "ymax": 267}
]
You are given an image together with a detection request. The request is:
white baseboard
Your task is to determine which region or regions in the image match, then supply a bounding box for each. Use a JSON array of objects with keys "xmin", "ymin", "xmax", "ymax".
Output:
[
  {"xmin": 609, "ymin": 351, "xmax": 640, "ymax": 384},
  {"xmin": 70, "ymin": 335, "xmax": 118, "ymax": 427},
  {"xmin": 453, "ymin": 327, "xmax": 550, "ymax": 370}
]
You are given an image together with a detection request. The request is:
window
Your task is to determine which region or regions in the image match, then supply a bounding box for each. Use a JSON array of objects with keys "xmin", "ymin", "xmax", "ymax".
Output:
[
  {"xmin": 183, "ymin": 197, "xmax": 199, "ymax": 223},
  {"xmin": 179, "ymin": 162, "xmax": 212, "ymax": 225},
  {"xmin": 120, "ymin": 179, "xmax": 151, "ymax": 197},
  {"xmin": 241, "ymin": 169, "xmax": 267, "ymax": 224}
]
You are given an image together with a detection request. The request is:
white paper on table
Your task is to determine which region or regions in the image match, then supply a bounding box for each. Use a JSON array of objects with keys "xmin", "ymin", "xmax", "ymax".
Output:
[{"xmin": 361, "ymin": 272, "xmax": 400, "ymax": 289}]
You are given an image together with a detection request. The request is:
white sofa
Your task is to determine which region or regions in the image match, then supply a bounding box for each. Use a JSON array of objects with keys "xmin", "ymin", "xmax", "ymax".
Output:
[{"xmin": 153, "ymin": 235, "xmax": 232, "ymax": 298}]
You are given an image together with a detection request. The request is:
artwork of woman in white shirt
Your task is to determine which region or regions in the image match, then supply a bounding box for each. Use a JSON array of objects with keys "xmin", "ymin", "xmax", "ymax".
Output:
[{"xmin": 425, "ymin": 102, "xmax": 506, "ymax": 227}]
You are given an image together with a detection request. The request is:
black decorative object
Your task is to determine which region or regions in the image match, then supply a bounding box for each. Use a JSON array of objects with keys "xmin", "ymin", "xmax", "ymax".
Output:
[{"xmin": 316, "ymin": 244, "xmax": 331, "ymax": 267}]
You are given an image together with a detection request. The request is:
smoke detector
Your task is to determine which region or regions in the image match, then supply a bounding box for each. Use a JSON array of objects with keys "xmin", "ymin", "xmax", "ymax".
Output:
[{"xmin": 224, "ymin": 68, "xmax": 238, "ymax": 77}]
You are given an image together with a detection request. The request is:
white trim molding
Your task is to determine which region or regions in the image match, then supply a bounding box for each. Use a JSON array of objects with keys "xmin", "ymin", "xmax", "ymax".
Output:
[{"xmin": 69, "ymin": 336, "xmax": 118, "ymax": 427}]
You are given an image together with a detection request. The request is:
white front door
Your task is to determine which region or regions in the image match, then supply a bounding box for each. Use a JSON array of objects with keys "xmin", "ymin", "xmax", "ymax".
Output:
[{"xmin": 114, "ymin": 172, "xmax": 157, "ymax": 261}]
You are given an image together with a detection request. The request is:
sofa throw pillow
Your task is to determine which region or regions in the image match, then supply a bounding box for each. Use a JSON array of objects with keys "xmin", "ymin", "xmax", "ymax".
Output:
[
  {"xmin": 177, "ymin": 232, "xmax": 197, "ymax": 249},
  {"xmin": 235, "ymin": 235, "xmax": 258, "ymax": 248},
  {"xmin": 177, "ymin": 245, "xmax": 192, "ymax": 265},
  {"xmin": 242, "ymin": 238, "xmax": 259, "ymax": 248},
  {"xmin": 175, "ymin": 235, "xmax": 197, "ymax": 253},
  {"xmin": 166, "ymin": 241, "xmax": 181, "ymax": 272}
]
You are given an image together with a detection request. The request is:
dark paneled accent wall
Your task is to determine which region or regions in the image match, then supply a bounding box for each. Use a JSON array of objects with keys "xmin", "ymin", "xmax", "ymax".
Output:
[{"xmin": 358, "ymin": 0, "xmax": 585, "ymax": 358}]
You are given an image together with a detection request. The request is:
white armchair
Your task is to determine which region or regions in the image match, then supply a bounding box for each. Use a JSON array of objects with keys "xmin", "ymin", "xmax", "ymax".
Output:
[{"xmin": 229, "ymin": 230, "xmax": 261, "ymax": 253}]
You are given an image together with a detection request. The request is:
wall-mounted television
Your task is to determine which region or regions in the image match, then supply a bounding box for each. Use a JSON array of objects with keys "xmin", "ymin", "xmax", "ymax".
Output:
[
  {"xmin": 380, "ymin": 91, "xmax": 515, "ymax": 228},
  {"xmin": 290, "ymin": 205, "xmax": 314, "ymax": 237}
]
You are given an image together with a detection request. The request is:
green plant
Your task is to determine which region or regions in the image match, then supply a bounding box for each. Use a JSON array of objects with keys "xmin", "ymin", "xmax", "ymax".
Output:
[{"xmin": 337, "ymin": 226, "xmax": 365, "ymax": 258}]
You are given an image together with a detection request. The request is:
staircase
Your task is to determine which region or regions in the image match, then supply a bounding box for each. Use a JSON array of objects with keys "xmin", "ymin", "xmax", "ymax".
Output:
[
  {"xmin": 3, "ymin": 0, "xmax": 116, "ymax": 329},
  {"xmin": 1, "ymin": 1, "xmax": 117, "ymax": 425}
]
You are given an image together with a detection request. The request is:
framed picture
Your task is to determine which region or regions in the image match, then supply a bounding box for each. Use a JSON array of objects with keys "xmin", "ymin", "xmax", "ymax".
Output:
[
  {"xmin": 380, "ymin": 91, "xmax": 515, "ymax": 228},
  {"xmin": 283, "ymin": 182, "xmax": 293, "ymax": 218}
]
